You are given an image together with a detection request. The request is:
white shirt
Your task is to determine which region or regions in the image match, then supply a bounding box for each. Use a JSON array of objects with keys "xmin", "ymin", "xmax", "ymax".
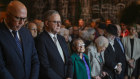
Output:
[
  {"xmin": 4, "ymin": 19, "xmax": 21, "ymax": 40},
  {"xmin": 48, "ymin": 32, "xmax": 65, "ymax": 63}
]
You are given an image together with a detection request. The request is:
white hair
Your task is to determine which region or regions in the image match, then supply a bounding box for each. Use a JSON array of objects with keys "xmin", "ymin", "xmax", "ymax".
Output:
[
  {"xmin": 79, "ymin": 28, "xmax": 96, "ymax": 41},
  {"xmin": 95, "ymin": 36, "xmax": 109, "ymax": 47},
  {"xmin": 59, "ymin": 28, "xmax": 69, "ymax": 36}
]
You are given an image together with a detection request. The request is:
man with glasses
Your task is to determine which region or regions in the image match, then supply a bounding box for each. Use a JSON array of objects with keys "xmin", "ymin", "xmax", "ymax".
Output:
[
  {"xmin": 28, "ymin": 22, "xmax": 38, "ymax": 38},
  {"xmin": 0, "ymin": 1, "xmax": 40, "ymax": 79},
  {"xmin": 36, "ymin": 10, "xmax": 73, "ymax": 79}
]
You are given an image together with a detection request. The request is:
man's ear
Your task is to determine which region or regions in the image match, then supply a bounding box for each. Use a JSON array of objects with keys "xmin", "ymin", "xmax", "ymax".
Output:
[{"xmin": 44, "ymin": 20, "xmax": 48, "ymax": 27}]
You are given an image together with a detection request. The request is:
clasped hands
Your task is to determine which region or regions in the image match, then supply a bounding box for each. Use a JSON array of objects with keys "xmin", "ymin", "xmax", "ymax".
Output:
[{"xmin": 128, "ymin": 59, "xmax": 135, "ymax": 68}]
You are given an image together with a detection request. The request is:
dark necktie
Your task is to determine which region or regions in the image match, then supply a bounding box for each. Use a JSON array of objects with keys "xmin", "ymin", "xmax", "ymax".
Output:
[{"xmin": 12, "ymin": 31, "xmax": 23, "ymax": 56}]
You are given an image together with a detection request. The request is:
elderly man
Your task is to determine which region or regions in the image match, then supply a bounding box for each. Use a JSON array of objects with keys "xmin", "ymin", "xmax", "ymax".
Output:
[
  {"xmin": 103, "ymin": 24, "xmax": 123, "ymax": 79},
  {"xmin": 0, "ymin": 1, "xmax": 40, "ymax": 79},
  {"xmin": 115, "ymin": 24, "xmax": 126, "ymax": 79},
  {"xmin": 36, "ymin": 10, "xmax": 73, "ymax": 79},
  {"xmin": 28, "ymin": 22, "xmax": 38, "ymax": 38}
]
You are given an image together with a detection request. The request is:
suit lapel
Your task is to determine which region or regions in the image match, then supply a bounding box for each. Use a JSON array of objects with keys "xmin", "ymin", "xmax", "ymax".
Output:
[
  {"xmin": 57, "ymin": 35, "xmax": 67, "ymax": 63},
  {"xmin": 45, "ymin": 32, "xmax": 65, "ymax": 63},
  {"xmin": 0, "ymin": 22, "xmax": 24, "ymax": 61},
  {"xmin": 19, "ymin": 29, "xmax": 26, "ymax": 62},
  {"xmin": 108, "ymin": 44, "xmax": 115, "ymax": 53}
]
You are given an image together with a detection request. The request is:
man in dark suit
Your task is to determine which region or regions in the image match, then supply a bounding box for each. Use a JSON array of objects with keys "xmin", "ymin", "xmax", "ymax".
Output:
[
  {"xmin": 103, "ymin": 24, "xmax": 122, "ymax": 79},
  {"xmin": 0, "ymin": 1, "xmax": 40, "ymax": 79},
  {"xmin": 115, "ymin": 24, "xmax": 126, "ymax": 79},
  {"xmin": 36, "ymin": 10, "xmax": 73, "ymax": 79}
]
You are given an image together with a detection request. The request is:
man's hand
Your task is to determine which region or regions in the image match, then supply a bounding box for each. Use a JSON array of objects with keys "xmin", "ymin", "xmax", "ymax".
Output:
[
  {"xmin": 101, "ymin": 71, "xmax": 108, "ymax": 77},
  {"xmin": 66, "ymin": 78, "xmax": 71, "ymax": 79},
  {"xmin": 116, "ymin": 65, "xmax": 122, "ymax": 74}
]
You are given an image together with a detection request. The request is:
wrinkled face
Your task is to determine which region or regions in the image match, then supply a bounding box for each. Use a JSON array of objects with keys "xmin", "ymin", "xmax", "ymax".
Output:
[
  {"xmin": 7, "ymin": 8, "xmax": 27, "ymax": 31},
  {"xmin": 75, "ymin": 40, "xmax": 85, "ymax": 53},
  {"xmin": 45, "ymin": 14, "xmax": 61, "ymax": 34},
  {"xmin": 28, "ymin": 24, "xmax": 37, "ymax": 38},
  {"xmin": 97, "ymin": 45, "xmax": 107, "ymax": 53}
]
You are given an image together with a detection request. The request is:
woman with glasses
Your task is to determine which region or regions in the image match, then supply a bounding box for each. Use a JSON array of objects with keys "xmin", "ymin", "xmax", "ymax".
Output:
[{"xmin": 71, "ymin": 38, "xmax": 91, "ymax": 79}]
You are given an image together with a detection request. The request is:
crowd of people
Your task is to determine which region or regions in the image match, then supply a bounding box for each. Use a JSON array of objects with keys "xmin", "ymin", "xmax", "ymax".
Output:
[{"xmin": 0, "ymin": 1, "xmax": 140, "ymax": 79}]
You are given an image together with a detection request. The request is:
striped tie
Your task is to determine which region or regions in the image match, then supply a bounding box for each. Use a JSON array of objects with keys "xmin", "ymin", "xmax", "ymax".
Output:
[{"xmin": 12, "ymin": 31, "xmax": 23, "ymax": 56}]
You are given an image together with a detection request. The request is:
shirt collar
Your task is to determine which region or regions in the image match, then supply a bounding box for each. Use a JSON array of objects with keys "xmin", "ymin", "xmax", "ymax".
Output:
[
  {"xmin": 4, "ymin": 19, "xmax": 18, "ymax": 33},
  {"xmin": 48, "ymin": 32, "xmax": 57, "ymax": 39}
]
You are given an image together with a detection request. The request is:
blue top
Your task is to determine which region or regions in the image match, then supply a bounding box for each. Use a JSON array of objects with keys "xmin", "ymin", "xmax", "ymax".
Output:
[{"xmin": 83, "ymin": 56, "xmax": 91, "ymax": 79}]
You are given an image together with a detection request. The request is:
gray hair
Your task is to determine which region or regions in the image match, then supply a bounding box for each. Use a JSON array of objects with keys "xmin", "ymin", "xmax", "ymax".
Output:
[
  {"xmin": 59, "ymin": 28, "xmax": 69, "ymax": 36},
  {"xmin": 79, "ymin": 28, "xmax": 96, "ymax": 41},
  {"xmin": 95, "ymin": 36, "xmax": 109, "ymax": 48},
  {"xmin": 43, "ymin": 10, "xmax": 59, "ymax": 21},
  {"xmin": 72, "ymin": 38, "xmax": 83, "ymax": 47}
]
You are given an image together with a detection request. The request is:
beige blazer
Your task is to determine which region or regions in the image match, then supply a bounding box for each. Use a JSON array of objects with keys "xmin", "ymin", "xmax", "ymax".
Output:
[
  {"xmin": 122, "ymin": 36, "xmax": 140, "ymax": 76},
  {"xmin": 87, "ymin": 43, "xmax": 104, "ymax": 77}
]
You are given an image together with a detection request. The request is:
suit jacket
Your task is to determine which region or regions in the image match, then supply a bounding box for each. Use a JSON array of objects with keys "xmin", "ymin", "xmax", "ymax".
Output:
[
  {"xmin": 103, "ymin": 42, "xmax": 122, "ymax": 79},
  {"xmin": 0, "ymin": 22, "xmax": 40, "ymax": 79},
  {"xmin": 114, "ymin": 38, "xmax": 127, "ymax": 79},
  {"xmin": 36, "ymin": 31, "xmax": 73, "ymax": 79},
  {"xmin": 122, "ymin": 36, "xmax": 140, "ymax": 76},
  {"xmin": 71, "ymin": 53, "xmax": 91, "ymax": 79},
  {"xmin": 87, "ymin": 43, "xmax": 104, "ymax": 77}
]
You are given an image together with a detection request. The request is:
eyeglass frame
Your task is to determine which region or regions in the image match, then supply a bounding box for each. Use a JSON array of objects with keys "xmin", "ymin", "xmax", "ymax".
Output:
[
  {"xmin": 77, "ymin": 43, "xmax": 85, "ymax": 47},
  {"xmin": 48, "ymin": 21, "xmax": 62, "ymax": 24},
  {"xmin": 29, "ymin": 28, "xmax": 37, "ymax": 31},
  {"xmin": 8, "ymin": 13, "xmax": 27, "ymax": 22}
]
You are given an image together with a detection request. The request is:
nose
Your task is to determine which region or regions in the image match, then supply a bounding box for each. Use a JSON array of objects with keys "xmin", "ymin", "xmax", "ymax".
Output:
[
  {"xmin": 19, "ymin": 19, "xmax": 25, "ymax": 25},
  {"xmin": 57, "ymin": 22, "xmax": 61, "ymax": 27}
]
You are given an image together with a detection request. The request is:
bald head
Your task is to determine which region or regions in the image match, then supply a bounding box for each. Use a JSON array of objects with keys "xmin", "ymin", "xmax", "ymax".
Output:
[
  {"xmin": 7, "ymin": 1, "xmax": 27, "ymax": 16},
  {"xmin": 6, "ymin": 1, "xmax": 27, "ymax": 31}
]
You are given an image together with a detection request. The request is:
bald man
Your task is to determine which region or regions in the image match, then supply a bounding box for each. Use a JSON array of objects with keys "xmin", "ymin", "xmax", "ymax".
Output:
[{"xmin": 0, "ymin": 1, "xmax": 40, "ymax": 79}]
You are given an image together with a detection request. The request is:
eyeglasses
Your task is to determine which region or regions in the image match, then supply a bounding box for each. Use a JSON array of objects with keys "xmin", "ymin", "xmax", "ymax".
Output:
[
  {"xmin": 77, "ymin": 43, "xmax": 85, "ymax": 47},
  {"xmin": 48, "ymin": 21, "xmax": 62, "ymax": 24},
  {"xmin": 30, "ymin": 28, "xmax": 37, "ymax": 31},
  {"xmin": 9, "ymin": 13, "xmax": 27, "ymax": 22}
]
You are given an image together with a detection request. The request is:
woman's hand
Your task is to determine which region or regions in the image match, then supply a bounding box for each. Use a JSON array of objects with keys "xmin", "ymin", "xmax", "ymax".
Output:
[
  {"xmin": 94, "ymin": 76, "xmax": 101, "ymax": 79},
  {"xmin": 101, "ymin": 71, "xmax": 108, "ymax": 77}
]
